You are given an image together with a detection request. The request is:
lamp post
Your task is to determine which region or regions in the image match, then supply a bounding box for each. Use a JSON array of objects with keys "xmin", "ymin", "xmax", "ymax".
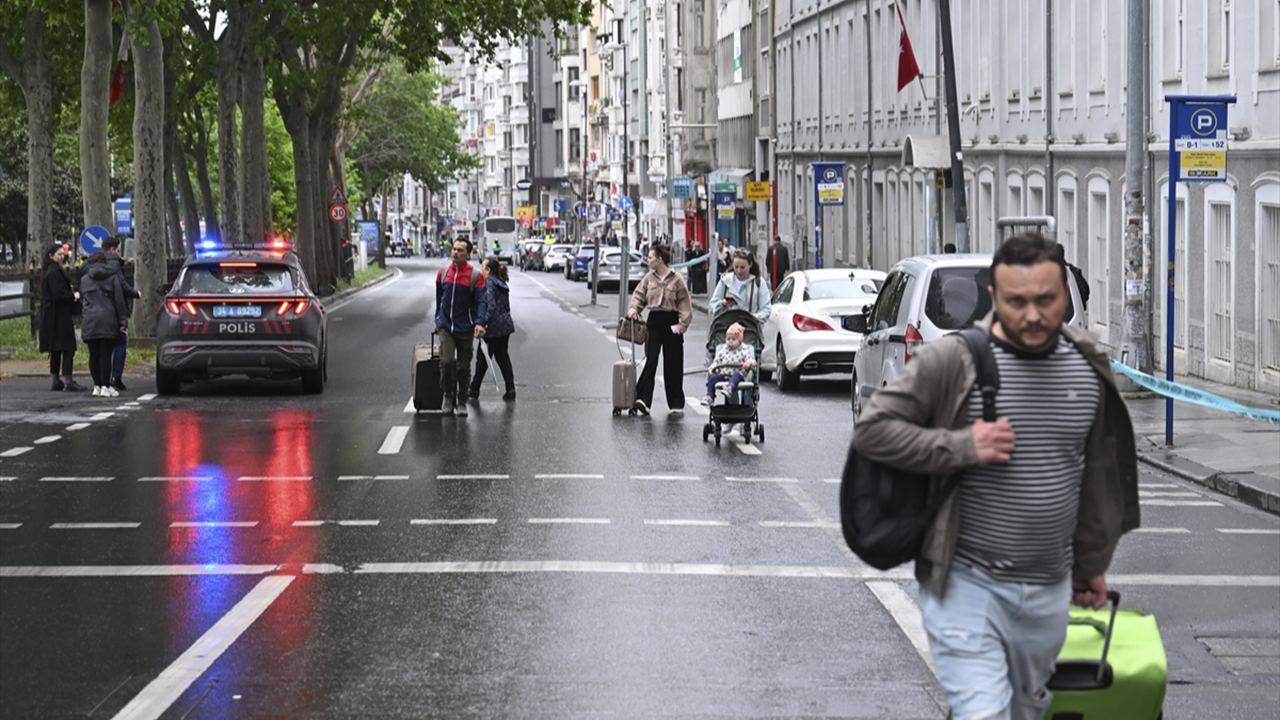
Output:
[
  {"xmin": 599, "ymin": 20, "xmax": 631, "ymax": 319},
  {"xmin": 571, "ymin": 76, "xmax": 600, "ymax": 306}
]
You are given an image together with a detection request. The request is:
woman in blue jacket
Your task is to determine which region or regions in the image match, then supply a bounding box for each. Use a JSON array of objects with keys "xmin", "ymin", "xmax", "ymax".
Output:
[{"xmin": 470, "ymin": 258, "xmax": 516, "ymax": 401}]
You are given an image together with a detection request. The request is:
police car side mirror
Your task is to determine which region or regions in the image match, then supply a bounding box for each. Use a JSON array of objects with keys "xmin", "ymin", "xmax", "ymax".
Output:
[
  {"xmin": 316, "ymin": 283, "xmax": 336, "ymax": 298},
  {"xmin": 155, "ymin": 283, "xmax": 172, "ymax": 296}
]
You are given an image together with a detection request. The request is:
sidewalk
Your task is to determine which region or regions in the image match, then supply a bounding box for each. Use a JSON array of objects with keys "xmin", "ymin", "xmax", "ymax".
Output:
[{"xmin": 696, "ymin": 292, "xmax": 1280, "ymax": 515}]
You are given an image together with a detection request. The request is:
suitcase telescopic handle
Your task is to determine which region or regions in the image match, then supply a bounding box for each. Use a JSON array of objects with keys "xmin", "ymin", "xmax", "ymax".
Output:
[{"xmin": 1096, "ymin": 590, "xmax": 1122, "ymax": 683}]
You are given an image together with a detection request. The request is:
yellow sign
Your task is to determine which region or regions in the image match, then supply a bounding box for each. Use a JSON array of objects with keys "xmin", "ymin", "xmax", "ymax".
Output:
[
  {"xmin": 1179, "ymin": 151, "xmax": 1226, "ymax": 180},
  {"xmin": 818, "ymin": 187, "xmax": 844, "ymax": 202},
  {"xmin": 745, "ymin": 182, "xmax": 771, "ymax": 202},
  {"xmin": 516, "ymin": 206, "xmax": 534, "ymax": 220},
  {"xmin": 717, "ymin": 207, "xmax": 735, "ymax": 220}
]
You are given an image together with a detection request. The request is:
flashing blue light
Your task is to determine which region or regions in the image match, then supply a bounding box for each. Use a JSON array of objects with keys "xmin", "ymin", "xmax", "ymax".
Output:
[{"xmin": 199, "ymin": 240, "xmax": 219, "ymax": 250}]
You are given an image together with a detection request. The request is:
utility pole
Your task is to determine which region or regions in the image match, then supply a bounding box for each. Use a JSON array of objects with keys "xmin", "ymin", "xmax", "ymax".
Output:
[
  {"xmin": 664, "ymin": 0, "xmax": 675, "ymax": 245},
  {"xmin": 1120, "ymin": 0, "xmax": 1151, "ymax": 376},
  {"xmin": 937, "ymin": 0, "xmax": 969, "ymax": 252}
]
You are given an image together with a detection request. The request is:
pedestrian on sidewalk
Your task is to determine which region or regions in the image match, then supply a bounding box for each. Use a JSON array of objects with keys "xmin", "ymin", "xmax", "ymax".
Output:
[
  {"xmin": 38, "ymin": 244, "xmax": 86, "ymax": 392},
  {"xmin": 853, "ymin": 233, "xmax": 1141, "ymax": 720},
  {"xmin": 688, "ymin": 237, "xmax": 707, "ymax": 295},
  {"xmin": 765, "ymin": 235, "xmax": 790, "ymax": 292},
  {"xmin": 77, "ymin": 252, "xmax": 129, "ymax": 398},
  {"xmin": 627, "ymin": 243, "xmax": 693, "ymax": 416},
  {"xmin": 102, "ymin": 237, "xmax": 141, "ymax": 391},
  {"xmin": 435, "ymin": 239, "xmax": 487, "ymax": 417},
  {"xmin": 470, "ymin": 258, "xmax": 517, "ymax": 402}
]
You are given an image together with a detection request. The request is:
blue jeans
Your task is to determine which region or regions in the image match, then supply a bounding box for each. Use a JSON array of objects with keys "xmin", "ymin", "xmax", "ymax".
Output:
[
  {"xmin": 111, "ymin": 329, "xmax": 127, "ymax": 381},
  {"xmin": 920, "ymin": 563, "xmax": 1071, "ymax": 720}
]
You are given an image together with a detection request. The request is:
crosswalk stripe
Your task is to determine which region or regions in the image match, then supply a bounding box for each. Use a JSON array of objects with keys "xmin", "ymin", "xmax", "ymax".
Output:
[
  {"xmin": 1216, "ymin": 528, "xmax": 1280, "ymax": 535},
  {"xmin": 137, "ymin": 394, "xmax": 157, "ymax": 401},
  {"xmin": 378, "ymin": 426, "xmax": 410, "ymax": 455},
  {"xmin": 0, "ymin": 448, "xmax": 32, "ymax": 457}
]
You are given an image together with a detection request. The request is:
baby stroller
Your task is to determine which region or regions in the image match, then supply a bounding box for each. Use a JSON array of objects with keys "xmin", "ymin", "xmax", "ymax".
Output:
[{"xmin": 702, "ymin": 308, "xmax": 766, "ymax": 446}]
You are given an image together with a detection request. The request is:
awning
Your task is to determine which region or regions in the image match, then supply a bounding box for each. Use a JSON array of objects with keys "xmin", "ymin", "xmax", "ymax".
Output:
[
  {"xmin": 901, "ymin": 134, "xmax": 952, "ymax": 169},
  {"xmin": 641, "ymin": 197, "xmax": 669, "ymax": 219},
  {"xmin": 710, "ymin": 167, "xmax": 753, "ymax": 199}
]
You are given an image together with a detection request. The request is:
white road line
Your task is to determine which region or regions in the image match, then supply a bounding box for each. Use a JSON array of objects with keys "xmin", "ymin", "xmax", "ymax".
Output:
[
  {"xmin": 438, "ymin": 474, "xmax": 509, "ymax": 480},
  {"xmin": 823, "ymin": 478, "xmax": 842, "ymax": 484},
  {"xmin": 0, "ymin": 523, "xmax": 22, "ymax": 529},
  {"xmin": 643, "ymin": 519, "xmax": 730, "ymax": 527},
  {"xmin": 378, "ymin": 426, "xmax": 410, "ymax": 455},
  {"xmin": 353, "ymin": 561, "xmax": 914, "ymax": 579},
  {"xmin": 111, "ymin": 575, "xmax": 294, "ymax": 720},
  {"xmin": 89, "ymin": 412, "xmax": 114, "ymax": 421},
  {"xmin": 137, "ymin": 393, "xmax": 157, "ymax": 401},
  {"xmin": 0, "ymin": 564, "xmax": 279, "ymax": 577},
  {"xmin": 169, "ymin": 521, "xmax": 258, "ymax": 528},
  {"xmin": 759, "ymin": 520, "xmax": 842, "ymax": 529},
  {"xmin": 403, "ymin": 397, "xmax": 416, "ymax": 413},
  {"xmin": 65, "ymin": 423, "xmax": 90, "ymax": 431},
  {"xmin": 410, "ymin": 518, "xmax": 498, "ymax": 525},
  {"xmin": 685, "ymin": 398, "xmax": 710, "ymax": 416},
  {"xmin": 727, "ymin": 476, "xmax": 799, "ymax": 483},
  {"xmin": 1141, "ymin": 499, "xmax": 1223, "ymax": 507},
  {"xmin": 630, "ymin": 474, "xmax": 700, "ymax": 481},
  {"xmin": 0, "ymin": 448, "xmax": 32, "ymax": 457},
  {"xmin": 237, "ymin": 476, "xmax": 311, "ymax": 482},
  {"xmin": 1133, "ymin": 527, "xmax": 1192, "ymax": 533},
  {"xmin": 291, "ymin": 521, "xmax": 326, "ymax": 527},
  {"xmin": 1216, "ymin": 528, "xmax": 1280, "ymax": 535},
  {"xmin": 40, "ymin": 476, "xmax": 113, "ymax": 482},
  {"xmin": 773, "ymin": 479, "xmax": 865, "ymax": 568},
  {"xmin": 728, "ymin": 434, "xmax": 762, "ymax": 454},
  {"xmin": 1108, "ymin": 574, "xmax": 1280, "ymax": 586},
  {"xmin": 534, "ymin": 474, "xmax": 605, "ymax": 479},
  {"xmin": 527, "ymin": 518, "xmax": 611, "ymax": 524},
  {"xmin": 0, "ymin": 476, "xmax": 15, "ymax": 482},
  {"xmin": 1139, "ymin": 483, "xmax": 1181, "ymax": 488},
  {"xmin": 336, "ymin": 520, "xmax": 380, "ymax": 527},
  {"xmin": 866, "ymin": 581, "xmax": 937, "ymax": 677},
  {"xmin": 337, "ymin": 475, "xmax": 412, "ymax": 481},
  {"xmin": 138, "ymin": 477, "xmax": 213, "ymax": 482},
  {"xmin": 33, "ymin": 435, "xmax": 60, "ymax": 445},
  {"xmin": 50, "ymin": 522, "xmax": 140, "ymax": 530},
  {"xmin": 1138, "ymin": 491, "xmax": 1202, "ymax": 498}
]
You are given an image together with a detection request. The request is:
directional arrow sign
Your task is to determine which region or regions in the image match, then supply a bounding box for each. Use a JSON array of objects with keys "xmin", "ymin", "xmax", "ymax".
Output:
[
  {"xmin": 80, "ymin": 225, "xmax": 111, "ymax": 255},
  {"xmin": 619, "ymin": 196, "xmax": 633, "ymax": 211}
]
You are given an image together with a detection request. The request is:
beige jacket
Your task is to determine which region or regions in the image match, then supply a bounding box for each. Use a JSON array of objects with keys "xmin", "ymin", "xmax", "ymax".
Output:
[
  {"xmin": 852, "ymin": 313, "xmax": 1140, "ymax": 597},
  {"xmin": 629, "ymin": 269, "xmax": 694, "ymax": 333}
]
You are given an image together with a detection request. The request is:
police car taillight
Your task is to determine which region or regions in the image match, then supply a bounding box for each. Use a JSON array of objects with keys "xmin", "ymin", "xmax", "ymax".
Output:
[
  {"xmin": 275, "ymin": 299, "xmax": 310, "ymax": 315},
  {"xmin": 166, "ymin": 300, "xmax": 199, "ymax": 316}
]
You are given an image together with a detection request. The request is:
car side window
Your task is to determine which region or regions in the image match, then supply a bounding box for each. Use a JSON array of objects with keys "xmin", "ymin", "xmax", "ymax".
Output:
[
  {"xmin": 772, "ymin": 278, "xmax": 794, "ymax": 304},
  {"xmin": 869, "ymin": 272, "xmax": 905, "ymax": 330},
  {"xmin": 895, "ymin": 275, "xmax": 917, "ymax": 327}
]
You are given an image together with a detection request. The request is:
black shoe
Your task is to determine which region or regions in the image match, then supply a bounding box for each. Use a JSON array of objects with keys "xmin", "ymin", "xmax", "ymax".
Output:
[
  {"xmin": 63, "ymin": 379, "xmax": 88, "ymax": 392},
  {"xmin": 634, "ymin": 399, "xmax": 650, "ymax": 415},
  {"xmin": 503, "ymin": 390, "xmax": 516, "ymax": 402},
  {"xmin": 111, "ymin": 378, "xmax": 127, "ymax": 391},
  {"xmin": 51, "ymin": 378, "xmax": 64, "ymax": 391},
  {"xmin": 469, "ymin": 384, "xmax": 483, "ymax": 399}
]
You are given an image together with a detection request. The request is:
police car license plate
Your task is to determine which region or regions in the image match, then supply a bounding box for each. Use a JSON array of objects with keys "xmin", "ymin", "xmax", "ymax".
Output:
[{"xmin": 212, "ymin": 305, "xmax": 262, "ymax": 318}]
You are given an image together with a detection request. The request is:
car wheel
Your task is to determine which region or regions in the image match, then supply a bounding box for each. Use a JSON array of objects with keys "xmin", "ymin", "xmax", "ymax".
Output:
[
  {"xmin": 775, "ymin": 340, "xmax": 800, "ymax": 391},
  {"xmin": 156, "ymin": 365, "xmax": 180, "ymax": 396}
]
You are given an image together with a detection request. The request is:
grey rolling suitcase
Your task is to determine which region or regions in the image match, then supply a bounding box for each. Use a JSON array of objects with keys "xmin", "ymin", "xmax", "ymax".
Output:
[
  {"xmin": 412, "ymin": 334, "xmax": 443, "ymax": 411},
  {"xmin": 612, "ymin": 318, "xmax": 643, "ymax": 416}
]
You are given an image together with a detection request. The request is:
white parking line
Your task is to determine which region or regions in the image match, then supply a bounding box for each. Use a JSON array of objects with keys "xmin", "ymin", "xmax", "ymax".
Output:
[
  {"xmin": 1133, "ymin": 527, "xmax": 1192, "ymax": 533},
  {"xmin": 40, "ymin": 476, "xmax": 113, "ymax": 482},
  {"xmin": 170, "ymin": 521, "xmax": 258, "ymax": 528},
  {"xmin": 438, "ymin": 474, "xmax": 509, "ymax": 480},
  {"xmin": 65, "ymin": 423, "xmax": 90, "ymax": 431},
  {"xmin": 33, "ymin": 435, "xmax": 60, "ymax": 444},
  {"xmin": 411, "ymin": 518, "xmax": 498, "ymax": 525},
  {"xmin": 643, "ymin": 519, "xmax": 730, "ymax": 527},
  {"xmin": 1141, "ymin": 499, "xmax": 1223, "ymax": 507},
  {"xmin": 1216, "ymin": 528, "xmax": 1280, "ymax": 535},
  {"xmin": 527, "ymin": 518, "xmax": 611, "ymax": 524},
  {"xmin": 337, "ymin": 475, "xmax": 412, "ymax": 481},
  {"xmin": 534, "ymin": 474, "xmax": 605, "ymax": 479},
  {"xmin": 111, "ymin": 575, "xmax": 294, "ymax": 720},
  {"xmin": 50, "ymin": 522, "xmax": 140, "ymax": 529},
  {"xmin": 138, "ymin": 477, "xmax": 214, "ymax": 482},
  {"xmin": 0, "ymin": 448, "xmax": 32, "ymax": 457},
  {"xmin": 378, "ymin": 426, "xmax": 410, "ymax": 455},
  {"xmin": 237, "ymin": 476, "xmax": 311, "ymax": 482}
]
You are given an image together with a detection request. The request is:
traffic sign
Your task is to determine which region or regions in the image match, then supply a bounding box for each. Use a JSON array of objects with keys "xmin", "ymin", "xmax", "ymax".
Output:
[
  {"xmin": 815, "ymin": 163, "xmax": 845, "ymax": 205},
  {"xmin": 80, "ymin": 225, "xmax": 111, "ymax": 255},
  {"xmin": 1174, "ymin": 101, "xmax": 1230, "ymax": 182},
  {"xmin": 329, "ymin": 204, "xmax": 348, "ymax": 223},
  {"xmin": 671, "ymin": 177, "xmax": 694, "ymax": 199},
  {"xmin": 745, "ymin": 181, "xmax": 771, "ymax": 202},
  {"xmin": 619, "ymin": 196, "xmax": 633, "ymax": 211},
  {"xmin": 330, "ymin": 186, "xmax": 348, "ymax": 205}
]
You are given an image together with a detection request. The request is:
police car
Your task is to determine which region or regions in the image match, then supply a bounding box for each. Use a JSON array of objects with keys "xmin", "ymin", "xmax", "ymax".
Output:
[{"xmin": 154, "ymin": 240, "xmax": 335, "ymax": 394}]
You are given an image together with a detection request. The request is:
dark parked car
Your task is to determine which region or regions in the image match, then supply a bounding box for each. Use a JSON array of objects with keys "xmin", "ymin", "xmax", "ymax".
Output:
[
  {"xmin": 154, "ymin": 249, "xmax": 334, "ymax": 395},
  {"xmin": 565, "ymin": 244, "xmax": 598, "ymax": 281}
]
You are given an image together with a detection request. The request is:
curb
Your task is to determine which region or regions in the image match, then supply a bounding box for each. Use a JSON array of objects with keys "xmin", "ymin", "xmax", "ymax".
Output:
[
  {"xmin": 324, "ymin": 266, "xmax": 398, "ymax": 307},
  {"xmin": 1136, "ymin": 443, "xmax": 1280, "ymax": 516}
]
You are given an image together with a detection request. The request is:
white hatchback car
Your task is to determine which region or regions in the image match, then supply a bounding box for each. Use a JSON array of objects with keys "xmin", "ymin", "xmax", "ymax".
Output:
[
  {"xmin": 849, "ymin": 253, "xmax": 1087, "ymax": 418},
  {"xmin": 759, "ymin": 268, "xmax": 887, "ymax": 391},
  {"xmin": 542, "ymin": 244, "xmax": 575, "ymax": 272}
]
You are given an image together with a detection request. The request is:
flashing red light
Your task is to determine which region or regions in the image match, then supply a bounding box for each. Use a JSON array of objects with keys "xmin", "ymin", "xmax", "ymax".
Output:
[
  {"xmin": 220, "ymin": 262, "xmax": 258, "ymax": 268},
  {"xmin": 792, "ymin": 313, "xmax": 834, "ymax": 332},
  {"xmin": 904, "ymin": 324, "xmax": 924, "ymax": 364}
]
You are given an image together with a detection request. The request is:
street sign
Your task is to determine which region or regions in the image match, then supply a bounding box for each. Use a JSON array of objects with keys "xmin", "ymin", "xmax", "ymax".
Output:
[
  {"xmin": 815, "ymin": 163, "xmax": 845, "ymax": 205},
  {"xmin": 516, "ymin": 179, "xmax": 532, "ymax": 190},
  {"xmin": 1175, "ymin": 102, "xmax": 1230, "ymax": 181},
  {"xmin": 619, "ymin": 196, "xmax": 633, "ymax": 211},
  {"xmin": 329, "ymin": 186, "xmax": 348, "ymax": 205},
  {"xmin": 671, "ymin": 177, "xmax": 694, "ymax": 199},
  {"xmin": 715, "ymin": 182, "xmax": 737, "ymax": 193},
  {"xmin": 80, "ymin": 225, "xmax": 111, "ymax": 255},
  {"xmin": 745, "ymin": 182, "xmax": 771, "ymax": 202},
  {"xmin": 553, "ymin": 199, "xmax": 568, "ymax": 213},
  {"xmin": 113, "ymin": 195, "xmax": 132, "ymax": 236},
  {"xmin": 329, "ymin": 204, "xmax": 348, "ymax": 223},
  {"xmin": 578, "ymin": 204, "xmax": 589, "ymax": 218},
  {"xmin": 516, "ymin": 206, "xmax": 535, "ymax": 220},
  {"xmin": 715, "ymin": 191, "xmax": 735, "ymax": 220}
]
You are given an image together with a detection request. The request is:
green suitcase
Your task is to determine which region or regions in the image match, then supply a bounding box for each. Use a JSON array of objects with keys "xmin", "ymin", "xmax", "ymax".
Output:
[{"xmin": 1044, "ymin": 590, "xmax": 1167, "ymax": 720}]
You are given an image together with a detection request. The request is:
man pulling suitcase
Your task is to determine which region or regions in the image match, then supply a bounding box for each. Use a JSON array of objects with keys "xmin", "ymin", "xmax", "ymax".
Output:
[{"xmin": 434, "ymin": 239, "xmax": 487, "ymax": 417}]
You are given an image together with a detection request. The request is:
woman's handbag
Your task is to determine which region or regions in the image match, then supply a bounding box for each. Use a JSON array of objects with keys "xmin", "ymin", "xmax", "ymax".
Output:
[{"xmin": 616, "ymin": 317, "xmax": 648, "ymax": 346}]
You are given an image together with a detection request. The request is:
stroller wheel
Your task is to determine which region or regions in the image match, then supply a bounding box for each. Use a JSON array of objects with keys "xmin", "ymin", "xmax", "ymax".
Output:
[
  {"xmin": 756, "ymin": 424, "xmax": 765, "ymax": 442},
  {"xmin": 613, "ymin": 408, "xmax": 621, "ymax": 416},
  {"xmin": 702, "ymin": 423, "xmax": 711, "ymax": 442}
]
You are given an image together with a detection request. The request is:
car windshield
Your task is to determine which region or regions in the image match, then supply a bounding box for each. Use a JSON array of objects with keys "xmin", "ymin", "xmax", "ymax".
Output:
[
  {"xmin": 805, "ymin": 278, "xmax": 884, "ymax": 301},
  {"xmin": 179, "ymin": 263, "xmax": 295, "ymax": 295}
]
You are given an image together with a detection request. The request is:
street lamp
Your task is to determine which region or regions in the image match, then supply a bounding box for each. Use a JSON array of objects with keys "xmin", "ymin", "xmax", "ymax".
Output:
[
  {"xmin": 570, "ymin": 75, "xmax": 600, "ymax": 306},
  {"xmin": 598, "ymin": 20, "xmax": 631, "ymax": 320}
]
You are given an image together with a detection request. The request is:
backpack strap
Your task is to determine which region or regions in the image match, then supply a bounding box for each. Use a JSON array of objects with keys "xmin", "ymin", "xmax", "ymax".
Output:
[{"xmin": 470, "ymin": 267, "xmax": 480, "ymax": 291}]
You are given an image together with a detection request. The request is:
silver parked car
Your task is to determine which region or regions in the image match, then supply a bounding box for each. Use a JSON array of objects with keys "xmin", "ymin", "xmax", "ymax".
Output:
[
  {"xmin": 588, "ymin": 250, "xmax": 646, "ymax": 293},
  {"xmin": 849, "ymin": 253, "xmax": 1087, "ymax": 418}
]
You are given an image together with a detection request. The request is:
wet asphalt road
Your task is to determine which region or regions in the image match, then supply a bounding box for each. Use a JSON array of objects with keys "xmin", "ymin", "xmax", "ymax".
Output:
[{"xmin": 1, "ymin": 256, "xmax": 1277, "ymax": 719}]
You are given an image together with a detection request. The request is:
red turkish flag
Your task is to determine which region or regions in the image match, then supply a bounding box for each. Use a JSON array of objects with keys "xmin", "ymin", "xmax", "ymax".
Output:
[
  {"xmin": 109, "ymin": 61, "xmax": 126, "ymax": 106},
  {"xmin": 896, "ymin": 6, "xmax": 921, "ymax": 92}
]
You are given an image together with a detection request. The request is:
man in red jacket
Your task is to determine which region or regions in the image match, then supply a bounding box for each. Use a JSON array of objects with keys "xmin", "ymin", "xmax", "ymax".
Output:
[{"xmin": 434, "ymin": 240, "xmax": 488, "ymax": 416}]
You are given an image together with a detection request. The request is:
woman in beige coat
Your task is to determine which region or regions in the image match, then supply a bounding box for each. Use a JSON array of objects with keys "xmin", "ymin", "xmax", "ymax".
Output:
[{"xmin": 626, "ymin": 244, "xmax": 693, "ymax": 415}]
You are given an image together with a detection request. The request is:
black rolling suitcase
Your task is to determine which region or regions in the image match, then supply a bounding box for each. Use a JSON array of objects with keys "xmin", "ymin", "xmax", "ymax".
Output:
[{"xmin": 412, "ymin": 334, "xmax": 443, "ymax": 411}]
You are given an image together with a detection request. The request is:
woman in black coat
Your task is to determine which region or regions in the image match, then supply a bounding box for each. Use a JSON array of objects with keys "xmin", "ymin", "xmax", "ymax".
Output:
[
  {"xmin": 78, "ymin": 252, "xmax": 129, "ymax": 398},
  {"xmin": 38, "ymin": 244, "xmax": 86, "ymax": 392}
]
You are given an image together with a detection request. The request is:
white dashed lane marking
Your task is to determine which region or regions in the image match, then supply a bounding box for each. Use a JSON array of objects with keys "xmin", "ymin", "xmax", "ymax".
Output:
[
  {"xmin": 170, "ymin": 521, "xmax": 258, "ymax": 528},
  {"xmin": 644, "ymin": 519, "xmax": 730, "ymax": 527},
  {"xmin": 40, "ymin": 476, "xmax": 113, "ymax": 483},
  {"xmin": 527, "ymin": 518, "xmax": 611, "ymax": 524},
  {"xmin": 535, "ymin": 474, "xmax": 605, "ymax": 479},
  {"xmin": 65, "ymin": 423, "xmax": 90, "ymax": 431},
  {"xmin": 438, "ymin": 474, "xmax": 509, "ymax": 480},
  {"xmin": 1133, "ymin": 527, "xmax": 1192, "ymax": 533},
  {"xmin": 1217, "ymin": 528, "xmax": 1280, "ymax": 535},
  {"xmin": 378, "ymin": 426, "xmax": 410, "ymax": 455},
  {"xmin": 631, "ymin": 475, "xmax": 700, "ymax": 481},
  {"xmin": 0, "ymin": 523, "xmax": 22, "ymax": 529},
  {"xmin": 49, "ymin": 522, "xmax": 140, "ymax": 530},
  {"xmin": 237, "ymin": 476, "xmax": 311, "ymax": 482},
  {"xmin": 138, "ymin": 476, "xmax": 214, "ymax": 482},
  {"xmin": 33, "ymin": 436, "xmax": 60, "ymax": 445},
  {"xmin": 0, "ymin": 448, "xmax": 32, "ymax": 458},
  {"xmin": 411, "ymin": 518, "xmax": 498, "ymax": 525},
  {"xmin": 338, "ymin": 475, "xmax": 412, "ymax": 481}
]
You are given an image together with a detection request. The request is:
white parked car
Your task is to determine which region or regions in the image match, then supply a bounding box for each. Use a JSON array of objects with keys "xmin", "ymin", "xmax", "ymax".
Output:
[
  {"xmin": 542, "ymin": 244, "xmax": 575, "ymax": 272},
  {"xmin": 760, "ymin": 268, "xmax": 887, "ymax": 391}
]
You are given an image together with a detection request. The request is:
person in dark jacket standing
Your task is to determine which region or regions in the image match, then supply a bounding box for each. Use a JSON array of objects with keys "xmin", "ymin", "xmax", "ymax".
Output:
[
  {"xmin": 102, "ymin": 237, "xmax": 141, "ymax": 391},
  {"xmin": 38, "ymin": 244, "xmax": 86, "ymax": 391},
  {"xmin": 435, "ymin": 239, "xmax": 488, "ymax": 417},
  {"xmin": 78, "ymin": 252, "xmax": 129, "ymax": 398},
  {"xmin": 764, "ymin": 236, "xmax": 790, "ymax": 292},
  {"xmin": 470, "ymin": 258, "xmax": 517, "ymax": 402}
]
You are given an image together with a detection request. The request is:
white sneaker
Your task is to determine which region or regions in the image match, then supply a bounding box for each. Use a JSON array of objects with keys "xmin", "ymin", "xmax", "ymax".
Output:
[
  {"xmin": 106, "ymin": 386, "xmax": 119, "ymax": 398},
  {"xmin": 700, "ymin": 395, "xmax": 712, "ymax": 406},
  {"xmin": 92, "ymin": 386, "xmax": 103, "ymax": 397}
]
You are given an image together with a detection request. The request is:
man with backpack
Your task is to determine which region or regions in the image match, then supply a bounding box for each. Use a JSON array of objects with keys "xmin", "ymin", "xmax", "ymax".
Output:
[
  {"xmin": 852, "ymin": 233, "xmax": 1139, "ymax": 720},
  {"xmin": 102, "ymin": 237, "xmax": 142, "ymax": 391},
  {"xmin": 434, "ymin": 239, "xmax": 487, "ymax": 417}
]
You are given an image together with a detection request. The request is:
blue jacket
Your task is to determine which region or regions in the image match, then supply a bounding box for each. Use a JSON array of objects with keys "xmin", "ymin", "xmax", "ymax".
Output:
[
  {"xmin": 435, "ymin": 262, "xmax": 488, "ymax": 333},
  {"xmin": 483, "ymin": 277, "xmax": 514, "ymax": 337}
]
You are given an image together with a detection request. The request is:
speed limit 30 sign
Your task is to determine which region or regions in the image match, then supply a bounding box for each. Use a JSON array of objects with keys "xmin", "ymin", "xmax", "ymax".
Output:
[{"xmin": 329, "ymin": 204, "xmax": 348, "ymax": 223}]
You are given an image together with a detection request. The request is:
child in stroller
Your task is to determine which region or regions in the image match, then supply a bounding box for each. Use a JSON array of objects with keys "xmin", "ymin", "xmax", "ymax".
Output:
[
  {"xmin": 702, "ymin": 309, "xmax": 766, "ymax": 445},
  {"xmin": 702, "ymin": 322, "xmax": 755, "ymax": 407}
]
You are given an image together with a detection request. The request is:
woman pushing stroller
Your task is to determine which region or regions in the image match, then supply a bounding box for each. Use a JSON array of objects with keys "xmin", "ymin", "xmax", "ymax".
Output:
[{"xmin": 708, "ymin": 247, "xmax": 770, "ymax": 325}]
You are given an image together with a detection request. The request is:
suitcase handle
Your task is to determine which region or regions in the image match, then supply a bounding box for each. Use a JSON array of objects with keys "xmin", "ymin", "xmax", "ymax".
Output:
[{"xmin": 1095, "ymin": 590, "xmax": 1121, "ymax": 682}]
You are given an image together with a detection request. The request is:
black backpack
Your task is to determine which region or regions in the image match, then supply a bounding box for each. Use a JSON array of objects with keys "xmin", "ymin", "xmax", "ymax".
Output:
[{"xmin": 839, "ymin": 328, "xmax": 1000, "ymax": 571}]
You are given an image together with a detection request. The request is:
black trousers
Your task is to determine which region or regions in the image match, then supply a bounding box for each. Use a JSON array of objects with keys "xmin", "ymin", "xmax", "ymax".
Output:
[
  {"xmin": 48, "ymin": 350, "xmax": 74, "ymax": 377},
  {"xmin": 472, "ymin": 334, "xmax": 515, "ymax": 392},
  {"xmin": 86, "ymin": 339, "xmax": 113, "ymax": 387},
  {"xmin": 635, "ymin": 309, "xmax": 685, "ymax": 410}
]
